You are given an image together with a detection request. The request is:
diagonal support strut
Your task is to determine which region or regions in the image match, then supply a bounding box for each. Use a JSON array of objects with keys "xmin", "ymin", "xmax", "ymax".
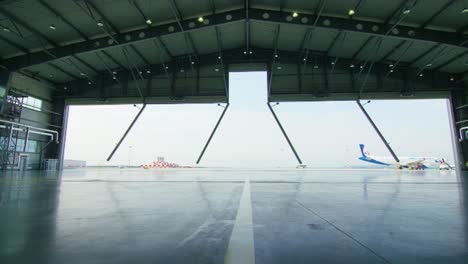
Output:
[
  {"xmin": 267, "ymin": 102, "xmax": 303, "ymax": 165},
  {"xmin": 356, "ymin": 100, "xmax": 400, "ymax": 163},
  {"xmin": 196, "ymin": 103, "xmax": 230, "ymax": 164},
  {"xmin": 106, "ymin": 104, "xmax": 146, "ymax": 161}
]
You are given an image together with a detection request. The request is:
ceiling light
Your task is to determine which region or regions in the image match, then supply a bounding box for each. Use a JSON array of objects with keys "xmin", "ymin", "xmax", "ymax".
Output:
[
  {"xmin": 165, "ymin": 66, "xmax": 169, "ymax": 69},
  {"xmin": 402, "ymin": 8, "xmax": 411, "ymax": 15},
  {"xmin": 112, "ymin": 76, "xmax": 117, "ymax": 80},
  {"xmin": 218, "ymin": 56, "xmax": 221, "ymax": 59},
  {"xmin": 2, "ymin": 27, "xmax": 10, "ymax": 32},
  {"xmin": 80, "ymin": 72, "xmax": 86, "ymax": 76},
  {"xmin": 139, "ymin": 71, "xmax": 142, "ymax": 74},
  {"xmin": 389, "ymin": 64, "xmax": 393, "ymax": 68},
  {"xmin": 277, "ymin": 66, "xmax": 282, "ymax": 70},
  {"xmin": 49, "ymin": 24, "xmax": 56, "ymax": 30},
  {"xmin": 97, "ymin": 21, "xmax": 104, "ymax": 27},
  {"xmin": 390, "ymin": 69, "xmax": 394, "ymax": 73},
  {"xmin": 331, "ymin": 61, "xmax": 335, "ymax": 65},
  {"xmin": 146, "ymin": 19, "xmax": 153, "ymax": 25},
  {"xmin": 146, "ymin": 70, "xmax": 151, "ymax": 74},
  {"xmin": 274, "ymin": 54, "xmax": 278, "ymax": 58},
  {"xmin": 214, "ymin": 68, "xmax": 219, "ymax": 72},
  {"xmin": 112, "ymin": 71, "xmax": 117, "ymax": 74},
  {"xmin": 462, "ymin": 7, "xmax": 468, "ymax": 14},
  {"xmin": 360, "ymin": 65, "xmax": 364, "ymax": 69},
  {"xmin": 243, "ymin": 51, "xmax": 247, "ymax": 55},
  {"xmin": 350, "ymin": 63, "xmax": 355, "ymax": 68},
  {"xmin": 419, "ymin": 73, "xmax": 424, "ymax": 77},
  {"xmin": 64, "ymin": 86, "xmax": 68, "ymax": 90},
  {"xmin": 426, "ymin": 63, "xmax": 433, "ymax": 67},
  {"xmin": 191, "ymin": 61, "xmax": 195, "ymax": 65},
  {"xmin": 450, "ymin": 77, "xmax": 455, "ymax": 81},
  {"xmin": 88, "ymin": 81, "xmax": 92, "ymax": 85},
  {"xmin": 314, "ymin": 65, "xmax": 319, "ymax": 69},
  {"xmin": 198, "ymin": 17, "xmax": 204, "ymax": 23},
  {"xmin": 249, "ymin": 51, "xmax": 253, "ymax": 54},
  {"xmin": 292, "ymin": 11, "xmax": 299, "ymax": 18},
  {"xmin": 348, "ymin": 9, "xmax": 355, "ymax": 16}
]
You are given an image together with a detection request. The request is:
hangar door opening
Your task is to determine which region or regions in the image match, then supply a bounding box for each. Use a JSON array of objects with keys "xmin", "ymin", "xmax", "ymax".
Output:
[{"xmin": 63, "ymin": 72, "xmax": 455, "ymax": 169}]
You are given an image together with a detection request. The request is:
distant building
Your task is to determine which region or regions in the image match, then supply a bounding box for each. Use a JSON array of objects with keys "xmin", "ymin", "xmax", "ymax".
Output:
[{"xmin": 63, "ymin": 160, "xmax": 86, "ymax": 169}]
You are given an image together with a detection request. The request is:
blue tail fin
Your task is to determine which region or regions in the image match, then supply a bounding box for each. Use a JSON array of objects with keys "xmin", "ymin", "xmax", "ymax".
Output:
[{"xmin": 359, "ymin": 144, "xmax": 367, "ymax": 157}]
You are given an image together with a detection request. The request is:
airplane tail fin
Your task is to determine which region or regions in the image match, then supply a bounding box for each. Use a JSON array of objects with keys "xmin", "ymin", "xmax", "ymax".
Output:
[{"xmin": 359, "ymin": 144, "xmax": 368, "ymax": 157}]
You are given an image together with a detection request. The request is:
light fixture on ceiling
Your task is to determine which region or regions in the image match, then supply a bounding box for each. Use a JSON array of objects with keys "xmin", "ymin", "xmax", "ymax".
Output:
[
  {"xmin": 426, "ymin": 63, "xmax": 433, "ymax": 67},
  {"xmin": 350, "ymin": 63, "xmax": 355, "ymax": 68},
  {"xmin": 348, "ymin": 9, "xmax": 355, "ymax": 16},
  {"xmin": 214, "ymin": 68, "xmax": 220, "ymax": 72},
  {"xmin": 277, "ymin": 66, "xmax": 282, "ymax": 70},
  {"xmin": 389, "ymin": 64, "xmax": 394, "ymax": 68},
  {"xmin": 450, "ymin": 77, "xmax": 455, "ymax": 81},
  {"xmin": 88, "ymin": 81, "xmax": 92, "ymax": 85},
  {"xmin": 2, "ymin": 27, "xmax": 11, "ymax": 32},
  {"xmin": 331, "ymin": 61, "xmax": 335, "ymax": 65},
  {"xmin": 218, "ymin": 56, "xmax": 222, "ymax": 60},
  {"xmin": 198, "ymin": 16, "xmax": 204, "ymax": 23},
  {"xmin": 402, "ymin": 8, "xmax": 411, "ymax": 15},
  {"xmin": 146, "ymin": 69, "xmax": 151, "ymax": 74},
  {"xmin": 80, "ymin": 72, "xmax": 86, "ymax": 76},
  {"xmin": 112, "ymin": 71, "xmax": 117, "ymax": 75},
  {"xmin": 97, "ymin": 21, "xmax": 104, "ymax": 27},
  {"xmin": 243, "ymin": 51, "xmax": 247, "ymax": 55},
  {"xmin": 314, "ymin": 65, "xmax": 319, "ymax": 69},
  {"xmin": 292, "ymin": 11, "xmax": 299, "ymax": 18},
  {"xmin": 419, "ymin": 73, "xmax": 424, "ymax": 77},
  {"xmin": 191, "ymin": 61, "xmax": 195, "ymax": 65},
  {"xmin": 146, "ymin": 19, "xmax": 153, "ymax": 25},
  {"xmin": 165, "ymin": 66, "xmax": 169, "ymax": 69},
  {"xmin": 462, "ymin": 7, "xmax": 468, "ymax": 14},
  {"xmin": 49, "ymin": 24, "xmax": 56, "ymax": 30}
]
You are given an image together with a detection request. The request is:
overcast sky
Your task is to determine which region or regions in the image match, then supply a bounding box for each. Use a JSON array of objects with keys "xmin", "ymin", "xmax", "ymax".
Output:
[{"xmin": 64, "ymin": 72, "xmax": 455, "ymax": 167}]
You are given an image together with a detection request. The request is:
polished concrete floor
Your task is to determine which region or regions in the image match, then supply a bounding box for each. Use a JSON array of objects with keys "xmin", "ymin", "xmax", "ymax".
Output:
[{"xmin": 0, "ymin": 168, "xmax": 467, "ymax": 263}]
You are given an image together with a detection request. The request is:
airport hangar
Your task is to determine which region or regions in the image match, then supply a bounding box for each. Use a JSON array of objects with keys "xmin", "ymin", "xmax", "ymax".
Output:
[{"xmin": 0, "ymin": 0, "xmax": 467, "ymax": 170}]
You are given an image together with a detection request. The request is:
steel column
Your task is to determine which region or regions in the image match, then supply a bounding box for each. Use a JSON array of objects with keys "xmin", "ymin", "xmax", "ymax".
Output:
[
  {"xmin": 196, "ymin": 103, "xmax": 229, "ymax": 164},
  {"xmin": 267, "ymin": 103, "xmax": 303, "ymax": 165},
  {"xmin": 356, "ymin": 100, "xmax": 400, "ymax": 163},
  {"xmin": 106, "ymin": 104, "xmax": 146, "ymax": 161}
]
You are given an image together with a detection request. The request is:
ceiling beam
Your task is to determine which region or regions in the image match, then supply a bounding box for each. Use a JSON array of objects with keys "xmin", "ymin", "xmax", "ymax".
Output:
[
  {"xmin": 0, "ymin": 7, "xmax": 58, "ymax": 47},
  {"xmin": 409, "ymin": 43, "xmax": 441, "ymax": 66},
  {"xmin": 433, "ymin": 49, "xmax": 468, "ymax": 71},
  {"xmin": 38, "ymin": 0, "xmax": 88, "ymax": 40},
  {"xmin": 48, "ymin": 62, "xmax": 80, "ymax": 79},
  {"xmin": 0, "ymin": 34, "xmax": 28, "ymax": 54},
  {"xmin": 380, "ymin": 40, "xmax": 406, "ymax": 62},
  {"xmin": 1, "ymin": 7, "xmax": 467, "ymax": 71},
  {"xmin": 61, "ymin": 48, "xmax": 463, "ymax": 97},
  {"xmin": 420, "ymin": 0, "xmax": 456, "ymax": 29}
]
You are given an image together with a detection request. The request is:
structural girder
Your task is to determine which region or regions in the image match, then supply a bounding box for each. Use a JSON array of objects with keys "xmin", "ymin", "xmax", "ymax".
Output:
[{"xmin": 0, "ymin": 7, "xmax": 466, "ymax": 73}]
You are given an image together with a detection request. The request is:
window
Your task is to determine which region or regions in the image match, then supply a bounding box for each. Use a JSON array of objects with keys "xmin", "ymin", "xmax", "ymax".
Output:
[
  {"xmin": 23, "ymin": 96, "xmax": 42, "ymax": 111},
  {"xmin": 15, "ymin": 139, "xmax": 38, "ymax": 153}
]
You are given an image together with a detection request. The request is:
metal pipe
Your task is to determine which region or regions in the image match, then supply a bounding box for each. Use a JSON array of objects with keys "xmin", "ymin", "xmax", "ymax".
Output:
[
  {"xmin": 459, "ymin": 126, "xmax": 468, "ymax": 142},
  {"xmin": 106, "ymin": 104, "xmax": 147, "ymax": 161},
  {"xmin": 0, "ymin": 119, "xmax": 59, "ymax": 143},
  {"xmin": 267, "ymin": 102, "xmax": 303, "ymax": 165},
  {"xmin": 356, "ymin": 100, "xmax": 400, "ymax": 163},
  {"xmin": 23, "ymin": 127, "xmax": 29, "ymax": 152},
  {"xmin": 0, "ymin": 125, "xmax": 54, "ymax": 138},
  {"xmin": 196, "ymin": 103, "xmax": 229, "ymax": 164}
]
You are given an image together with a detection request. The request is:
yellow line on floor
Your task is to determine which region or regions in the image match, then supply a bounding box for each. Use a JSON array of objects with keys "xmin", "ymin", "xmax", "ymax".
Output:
[{"xmin": 224, "ymin": 179, "xmax": 255, "ymax": 264}]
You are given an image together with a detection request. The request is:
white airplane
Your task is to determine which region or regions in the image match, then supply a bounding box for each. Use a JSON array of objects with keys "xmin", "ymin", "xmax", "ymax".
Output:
[{"xmin": 358, "ymin": 144, "xmax": 451, "ymax": 170}]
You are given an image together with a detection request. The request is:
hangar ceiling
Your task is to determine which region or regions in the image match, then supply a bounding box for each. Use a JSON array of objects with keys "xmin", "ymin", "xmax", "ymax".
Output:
[{"xmin": 0, "ymin": 0, "xmax": 467, "ymax": 102}]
